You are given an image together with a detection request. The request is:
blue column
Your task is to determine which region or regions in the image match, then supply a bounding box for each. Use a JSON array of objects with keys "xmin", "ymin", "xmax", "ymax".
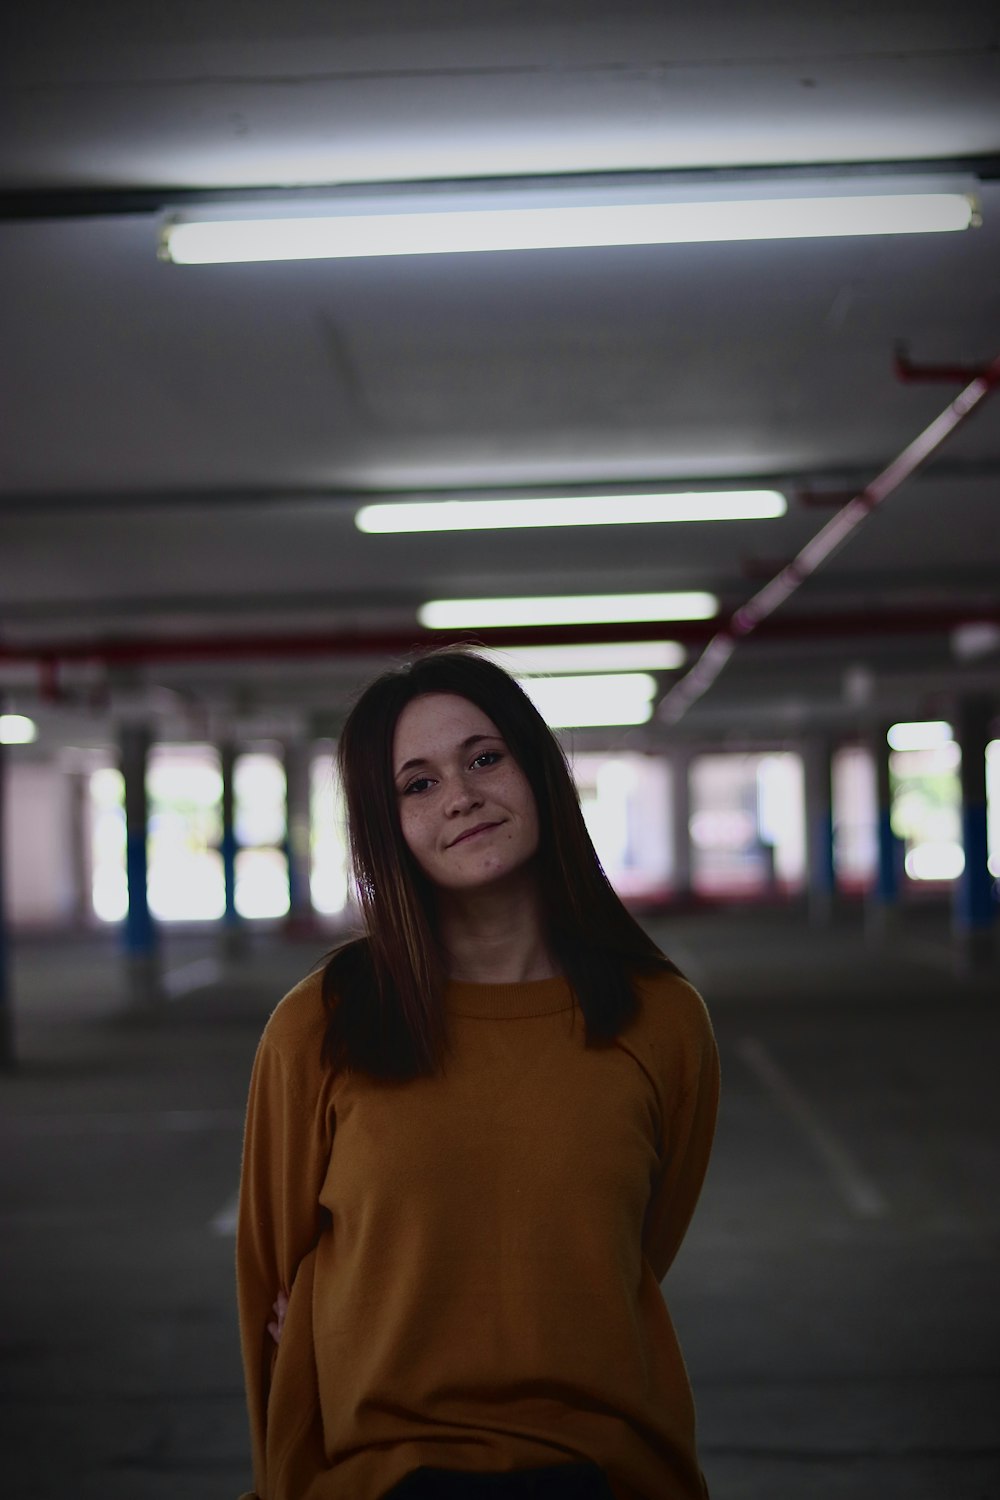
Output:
[
  {"xmin": 283, "ymin": 740, "xmax": 312, "ymax": 933},
  {"xmin": 220, "ymin": 741, "xmax": 238, "ymax": 925},
  {"xmin": 953, "ymin": 696, "xmax": 996, "ymax": 967},
  {"xmin": 0, "ymin": 708, "xmax": 14, "ymax": 1068},
  {"xmin": 120, "ymin": 722, "xmax": 158, "ymax": 1000},
  {"xmin": 805, "ymin": 734, "xmax": 836, "ymax": 925},
  {"xmin": 219, "ymin": 740, "xmax": 244, "ymax": 957}
]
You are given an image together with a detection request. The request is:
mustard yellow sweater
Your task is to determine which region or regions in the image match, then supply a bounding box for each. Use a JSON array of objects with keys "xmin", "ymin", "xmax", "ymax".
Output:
[{"xmin": 237, "ymin": 965, "xmax": 719, "ymax": 1500}]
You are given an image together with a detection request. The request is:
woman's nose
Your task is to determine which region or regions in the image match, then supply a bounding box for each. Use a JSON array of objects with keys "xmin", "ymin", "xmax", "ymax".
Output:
[{"xmin": 444, "ymin": 777, "xmax": 482, "ymax": 814}]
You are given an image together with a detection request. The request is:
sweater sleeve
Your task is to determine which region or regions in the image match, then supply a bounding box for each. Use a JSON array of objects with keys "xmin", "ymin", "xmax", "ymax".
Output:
[
  {"xmin": 236, "ymin": 991, "xmax": 334, "ymax": 1497},
  {"xmin": 641, "ymin": 981, "xmax": 720, "ymax": 1283}
]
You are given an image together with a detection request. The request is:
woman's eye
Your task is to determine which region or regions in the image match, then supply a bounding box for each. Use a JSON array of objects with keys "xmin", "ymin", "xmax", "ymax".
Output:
[
  {"xmin": 402, "ymin": 776, "xmax": 433, "ymax": 796},
  {"xmin": 472, "ymin": 751, "xmax": 502, "ymax": 770}
]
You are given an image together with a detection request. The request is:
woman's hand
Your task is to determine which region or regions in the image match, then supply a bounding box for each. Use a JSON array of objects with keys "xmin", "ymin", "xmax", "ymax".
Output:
[{"xmin": 267, "ymin": 1289, "xmax": 288, "ymax": 1346}]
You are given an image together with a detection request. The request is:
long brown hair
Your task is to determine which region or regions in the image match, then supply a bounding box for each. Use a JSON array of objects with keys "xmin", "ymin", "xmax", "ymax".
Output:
[{"xmin": 321, "ymin": 647, "xmax": 679, "ymax": 1079}]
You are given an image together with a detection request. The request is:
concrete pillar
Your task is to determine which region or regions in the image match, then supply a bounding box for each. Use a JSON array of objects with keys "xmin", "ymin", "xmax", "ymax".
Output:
[
  {"xmin": 804, "ymin": 734, "xmax": 836, "ymax": 925},
  {"xmin": 68, "ymin": 770, "xmax": 92, "ymax": 926},
  {"xmin": 219, "ymin": 741, "xmax": 245, "ymax": 959},
  {"xmin": 119, "ymin": 722, "xmax": 159, "ymax": 1002},
  {"xmin": 865, "ymin": 722, "xmax": 903, "ymax": 935},
  {"xmin": 669, "ymin": 746, "xmax": 693, "ymax": 904},
  {"xmin": 0, "ymin": 708, "xmax": 14, "ymax": 1068},
  {"xmin": 953, "ymin": 696, "xmax": 996, "ymax": 969},
  {"xmin": 284, "ymin": 740, "xmax": 313, "ymax": 933}
]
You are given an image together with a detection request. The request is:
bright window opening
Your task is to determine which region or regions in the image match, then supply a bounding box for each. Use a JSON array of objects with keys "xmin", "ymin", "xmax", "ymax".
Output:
[
  {"xmin": 147, "ymin": 746, "xmax": 225, "ymax": 921},
  {"xmin": 888, "ymin": 729, "xmax": 963, "ymax": 883},
  {"xmin": 832, "ymin": 745, "xmax": 878, "ymax": 891},
  {"xmin": 569, "ymin": 752, "xmax": 671, "ymax": 901},
  {"xmin": 89, "ymin": 745, "xmax": 292, "ymax": 924},
  {"xmin": 234, "ymin": 751, "xmax": 289, "ymax": 919},
  {"xmin": 310, "ymin": 749, "xmax": 351, "ymax": 917},
  {"xmin": 90, "ymin": 767, "xmax": 128, "ymax": 922},
  {"xmin": 689, "ymin": 752, "xmax": 805, "ymax": 897}
]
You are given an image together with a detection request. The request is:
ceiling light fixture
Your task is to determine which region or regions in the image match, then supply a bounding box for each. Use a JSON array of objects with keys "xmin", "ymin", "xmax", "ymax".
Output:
[
  {"xmin": 0, "ymin": 713, "xmax": 38, "ymax": 745},
  {"xmin": 357, "ymin": 489, "xmax": 786, "ymax": 532},
  {"xmin": 161, "ymin": 178, "xmax": 977, "ymax": 265},
  {"xmin": 517, "ymin": 672, "xmax": 657, "ymax": 728},
  {"xmin": 886, "ymin": 720, "xmax": 955, "ymax": 752},
  {"xmin": 479, "ymin": 641, "xmax": 686, "ymax": 674},
  {"xmin": 418, "ymin": 592, "xmax": 717, "ymax": 629}
]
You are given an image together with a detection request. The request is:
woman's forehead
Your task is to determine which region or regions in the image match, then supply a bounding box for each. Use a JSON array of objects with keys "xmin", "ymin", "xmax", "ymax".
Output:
[{"xmin": 393, "ymin": 693, "xmax": 501, "ymax": 758}]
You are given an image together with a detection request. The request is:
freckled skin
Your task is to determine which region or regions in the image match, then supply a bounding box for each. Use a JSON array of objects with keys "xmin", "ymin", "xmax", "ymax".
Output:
[{"xmin": 393, "ymin": 694, "xmax": 540, "ymax": 896}]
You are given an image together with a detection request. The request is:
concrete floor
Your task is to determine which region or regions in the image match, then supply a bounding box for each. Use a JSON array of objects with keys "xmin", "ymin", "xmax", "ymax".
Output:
[{"xmin": 1, "ymin": 904, "xmax": 998, "ymax": 1500}]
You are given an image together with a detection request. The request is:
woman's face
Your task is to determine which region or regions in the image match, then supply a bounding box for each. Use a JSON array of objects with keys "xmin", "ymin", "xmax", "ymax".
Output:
[{"xmin": 392, "ymin": 693, "xmax": 540, "ymax": 896}]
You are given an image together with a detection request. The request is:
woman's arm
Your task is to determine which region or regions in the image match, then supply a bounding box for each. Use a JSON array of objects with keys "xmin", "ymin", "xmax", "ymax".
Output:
[
  {"xmin": 236, "ymin": 1007, "xmax": 333, "ymax": 1496},
  {"xmin": 641, "ymin": 981, "xmax": 720, "ymax": 1283}
]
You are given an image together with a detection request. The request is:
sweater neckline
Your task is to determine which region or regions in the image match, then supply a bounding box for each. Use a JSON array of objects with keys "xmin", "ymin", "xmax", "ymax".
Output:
[{"xmin": 444, "ymin": 974, "xmax": 574, "ymax": 1018}]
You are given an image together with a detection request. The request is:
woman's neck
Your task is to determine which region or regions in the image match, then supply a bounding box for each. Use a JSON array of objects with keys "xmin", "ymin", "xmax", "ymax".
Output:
[{"xmin": 436, "ymin": 881, "xmax": 559, "ymax": 984}]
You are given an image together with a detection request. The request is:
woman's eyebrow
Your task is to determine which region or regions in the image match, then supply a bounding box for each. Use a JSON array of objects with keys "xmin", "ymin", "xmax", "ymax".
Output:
[{"xmin": 395, "ymin": 733, "xmax": 502, "ymax": 777}]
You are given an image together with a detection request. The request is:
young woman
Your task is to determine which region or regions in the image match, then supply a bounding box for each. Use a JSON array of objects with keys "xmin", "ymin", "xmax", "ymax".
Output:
[{"xmin": 237, "ymin": 648, "xmax": 719, "ymax": 1500}]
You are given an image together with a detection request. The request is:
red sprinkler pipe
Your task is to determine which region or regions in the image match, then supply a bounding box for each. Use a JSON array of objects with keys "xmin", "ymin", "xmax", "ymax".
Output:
[
  {"xmin": 657, "ymin": 352, "xmax": 1000, "ymax": 724},
  {"xmin": 5, "ymin": 604, "xmax": 1000, "ymax": 682},
  {"xmin": 795, "ymin": 488, "xmax": 862, "ymax": 508},
  {"xmin": 893, "ymin": 345, "xmax": 994, "ymax": 384}
]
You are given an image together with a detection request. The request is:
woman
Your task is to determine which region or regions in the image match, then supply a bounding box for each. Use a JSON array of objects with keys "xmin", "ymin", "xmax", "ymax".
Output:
[{"xmin": 237, "ymin": 648, "xmax": 719, "ymax": 1500}]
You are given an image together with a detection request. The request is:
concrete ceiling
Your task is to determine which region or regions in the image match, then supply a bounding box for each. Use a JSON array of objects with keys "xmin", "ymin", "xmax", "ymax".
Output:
[{"xmin": 1, "ymin": 1, "xmax": 999, "ymax": 750}]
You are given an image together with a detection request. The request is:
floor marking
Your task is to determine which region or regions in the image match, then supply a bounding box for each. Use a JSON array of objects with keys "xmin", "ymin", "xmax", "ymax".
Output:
[
  {"xmin": 162, "ymin": 957, "xmax": 223, "ymax": 998},
  {"xmin": 210, "ymin": 1190, "xmax": 240, "ymax": 1236},
  {"xmin": 737, "ymin": 1036, "xmax": 889, "ymax": 1220}
]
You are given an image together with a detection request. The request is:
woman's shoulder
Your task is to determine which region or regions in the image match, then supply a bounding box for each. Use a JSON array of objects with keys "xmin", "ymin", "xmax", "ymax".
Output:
[
  {"xmin": 260, "ymin": 936, "xmax": 370, "ymax": 1054},
  {"xmin": 629, "ymin": 963, "xmax": 715, "ymax": 1047},
  {"xmin": 259, "ymin": 964, "xmax": 328, "ymax": 1059}
]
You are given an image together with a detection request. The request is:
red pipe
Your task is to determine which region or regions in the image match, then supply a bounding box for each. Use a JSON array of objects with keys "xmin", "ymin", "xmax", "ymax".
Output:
[
  {"xmin": 658, "ymin": 351, "xmax": 1000, "ymax": 723},
  {"xmin": 795, "ymin": 489, "xmax": 861, "ymax": 508},
  {"xmin": 893, "ymin": 345, "xmax": 994, "ymax": 384},
  {"xmin": 3, "ymin": 604, "xmax": 1000, "ymax": 677},
  {"xmin": 4, "ymin": 345, "xmax": 999, "ymax": 692}
]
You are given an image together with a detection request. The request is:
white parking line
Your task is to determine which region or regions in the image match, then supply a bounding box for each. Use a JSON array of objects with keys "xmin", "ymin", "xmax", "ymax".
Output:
[
  {"xmin": 162, "ymin": 957, "xmax": 223, "ymax": 998},
  {"xmin": 737, "ymin": 1036, "xmax": 889, "ymax": 1220}
]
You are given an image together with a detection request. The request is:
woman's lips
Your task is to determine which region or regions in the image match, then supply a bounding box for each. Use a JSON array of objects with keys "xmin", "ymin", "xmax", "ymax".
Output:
[{"xmin": 449, "ymin": 821, "xmax": 501, "ymax": 847}]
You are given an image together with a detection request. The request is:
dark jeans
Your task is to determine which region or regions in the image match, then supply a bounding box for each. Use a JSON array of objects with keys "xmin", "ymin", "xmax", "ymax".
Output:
[{"xmin": 384, "ymin": 1462, "xmax": 615, "ymax": 1498}]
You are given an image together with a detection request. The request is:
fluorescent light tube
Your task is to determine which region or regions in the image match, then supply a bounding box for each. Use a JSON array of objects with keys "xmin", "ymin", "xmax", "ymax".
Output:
[
  {"xmin": 0, "ymin": 713, "xmax": 38, "ymax": 745},
  {"xmin": 357, "ymin": 489, "xmax": 786, "ymax": 532},
  {"xmin": 951, "ymin": 622, "xmax": 1000, "ymax": 661},
  {"xmin": 886, "ymin": 720, "xmax": 954, "ymax": 751},
  {"xmin": 481, "ymin": 641, "xmax": 686, "ymax": 674},
  {"xmin": 162, "ymin": 193, "xmax": 975, "ymax": 264},
  {"xmin": 419, "ymin": 592, "xmax": 717, "ymax": 628},
  {"xmin": 517, "ymin": 673, "xmax": 657, "ymax": 728}
]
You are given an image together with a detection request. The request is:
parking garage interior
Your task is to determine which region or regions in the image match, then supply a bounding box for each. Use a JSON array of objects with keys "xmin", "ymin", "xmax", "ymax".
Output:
[{"xmin": 1, "ymin": 5, "xmax": 999, "ymax": 1498}]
